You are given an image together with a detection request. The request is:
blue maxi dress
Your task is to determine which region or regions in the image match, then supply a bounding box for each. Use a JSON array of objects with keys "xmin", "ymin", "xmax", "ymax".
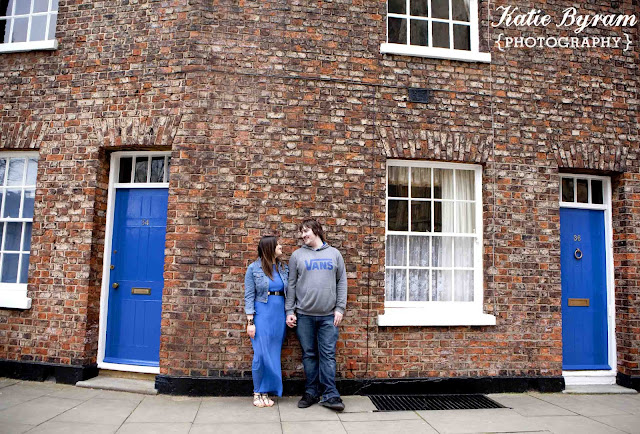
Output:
[{"xmin": 251, "ymin": 266, "xmax": 286, "ymax": 396}]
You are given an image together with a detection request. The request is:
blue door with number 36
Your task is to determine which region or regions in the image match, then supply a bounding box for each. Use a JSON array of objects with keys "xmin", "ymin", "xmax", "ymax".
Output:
[
  {"xmin": 560, "ymin": 208, "xmax": 609, "ymax": 370},
  {"xmin": 105, "ymin": 188, "xmax": 168, "ymax": 366}
]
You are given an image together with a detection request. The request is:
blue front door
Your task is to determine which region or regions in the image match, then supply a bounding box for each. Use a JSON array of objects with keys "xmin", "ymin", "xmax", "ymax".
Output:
[
  {"xmin": 560, "ymin": 208, "xmax": 609, "ymax": 370},
  {"xmin": 105, "ymin": 188, "xmax": 168, "ymax": 366}
]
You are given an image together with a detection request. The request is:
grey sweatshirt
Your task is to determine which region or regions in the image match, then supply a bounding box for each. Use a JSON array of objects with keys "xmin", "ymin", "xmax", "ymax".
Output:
[{"xmin": 285, "ymin": 243, "xmax": 347, "ymax": 316}]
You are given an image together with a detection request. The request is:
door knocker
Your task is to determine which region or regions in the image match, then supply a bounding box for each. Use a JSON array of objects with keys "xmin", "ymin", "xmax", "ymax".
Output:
[{"xmin": 574, "ymin": 248, "xmax": 583, "ymax": 260}]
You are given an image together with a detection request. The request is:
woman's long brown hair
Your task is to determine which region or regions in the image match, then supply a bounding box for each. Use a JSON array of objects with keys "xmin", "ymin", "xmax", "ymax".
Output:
[{"xmin": 257, "ymin": 236, "xmax": 281, "ymax": 280}]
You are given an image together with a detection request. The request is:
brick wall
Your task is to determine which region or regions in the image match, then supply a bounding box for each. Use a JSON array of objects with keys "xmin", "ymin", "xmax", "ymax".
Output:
[{"xmin": 0, "ymin": 0, "xmax": 638, "ymax": 384}]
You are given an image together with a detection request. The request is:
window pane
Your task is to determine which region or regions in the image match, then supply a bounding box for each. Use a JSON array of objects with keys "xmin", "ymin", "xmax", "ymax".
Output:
[
  {"xmin": 453, "ymin": 24, "xmax": 470, "ymax": 50},
  {"xmin": 388, "ymin": 166, "xmax": 408, "ymax": 197},
  {"xmin": 1, "ymin": 253, "xmax": 19, "ymax": 283},
  {"xmin": 165, "ymin": 157, "xmax": 171, "ymax": 181},
  {"xmin": 386, "ymin": 235, "xmax": 407, "ymax": 266},
  {"xmin": 4, "ymin": 222, "xmax": 21, "ymax": 251},
  {"xmin": 0, "ymin": 223, "xmax": 4, "ymax": 249},
  {"xmin": 577, "ymin": 179, "xmax": 588, "ymax": 203},
  {"xmin": 22, "ymin": 189, "xmax": 35, "ymax": 219},
  {"xmin": 454, "ymin": 270, "xmax": 474, "ymax": 301},
  {"xmin": 4, "ymin": 189, "xmax": 21, "ymax": 218},
  {"xmin": 52, "ymin": 0, "xmax": 59, "ymax": 10},
  {"xmin": 0, "ymin": 19, "xmax": 7, "ymax": 44},
  {"xmin": 432, "ymin": 236, "xmax": 453, "ymax": 267},
  {"xmin": 34, "ymin": 0, "xmax": 49, "ymax": 13},
  {"xmin": 409, "ymin": 269, "xmax": 429, "ymax": 301},
  {"xmin": 561, "ymin": 178, "xmax": 574, "ymax": 202},
  {"xmin": 29, "ymin": 14, "xmax": 47, "ymax": 41},
  {"xmin": 134, "ymin": 157, "xmax": 148, "ymax": 183},
  {"xmin": 22, "ymin": 222, "xmax": 32, "ymax": 251},
  {"xmin": 432, "ymin": 0, "xmax": 449, "ymax": 19},
  {"xmin": 432, "ymin": 21, "xmax": 450, "ymax": 48},
  {"xmin": 456, "ymin": 203, "xmax": 475, "ymax": 233},
  {"xmin": 452, "ymin": 0, "xmax": 470, "ymax": 21},
  {"xmin": 150, "ymin": 157, "xmax": 165, "ymax": 183},
  {"xmin": 388, "ymin": 17, "xmax": 407, "ymax": 44},
  {"xmin": 47, "ymin": 13, "xmax": 56, "ymax": 39},
  {"xmin": 386, "ymin": 269, "xmax": 407, "ymax": 301},
  {"xmin": 388, "ymin": 0, "xmax": 406, "ymax": 14},
  {"xmin": 454, "ymin": 237, "xmax": 473, "ymax": 267},
  {"xmin": 410, "ymin": 0, "xmax": 428, "ymax": 17},
  {"xmin": 26, "ymin": 158, "xmax": 37, "ymax": 185},
  {"xmin": 409, "ymin": 235, "xmax": 429, "ymax": 266},
  {"xmin": 411, "ymin": 201, "xmax": 431, "ymax": 232},
  {"xmin": 0, "ymin": 159, "xmax": 6, "ymax": 185},
  {"xmin": 119, "ymin": 157, "xmax": 132, "ymax": 183},
  {"xmin": 432, "ymin": 270, "xmax": 452, "ymax": 301},
  {"xmin": 433, "ymin": 169, "xmax": 453, "ymax": 199},
  {"xmin": 388, "ymin": 200, "xmax": 408, "ymax": 231},
  {"xmin": 19, "ymin": 253, "xmax": 29, "ymax": 283},
  {"xmin": 11, "ymin": 16, "xmax": 28, "ymax": 42},
  {"xmin": 455, "ymin": 169, "xmax": 474, "ymax": 200},
  {"xmin": 15, "ymin": 1, "xmax": 30, "ymax": 15},
  {"xmin": 410, "ymin": 19, "xmax": 429, "ymax": 46},
  {"xmin": 434, "ymin": 201, "xmax": 454, "ymax": 232},
  {"xmin": 592, "ymin": 180, "xmax": 603, "ymax": 204},
  {"xmin": 7, "ymin": 158, "xmax": 25, "ymax": 186},
  {"xmin": 411, "ymin": 167, "xmax": 431, "ymax": 198}
]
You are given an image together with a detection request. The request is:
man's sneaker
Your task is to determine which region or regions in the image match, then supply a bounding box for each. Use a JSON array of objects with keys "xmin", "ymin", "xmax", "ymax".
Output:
[
  {"xmin": 320, "ymin": 397, "xmax": 345, "ymax": 412},
  {"xmin": 297, "ymin": 393, "xmax": 320, "ymax": 408}
]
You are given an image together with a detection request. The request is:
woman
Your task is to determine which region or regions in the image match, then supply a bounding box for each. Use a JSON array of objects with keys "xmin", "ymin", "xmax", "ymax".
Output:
[{"xmin": 244, "ymin": 235, "xmax": 288, "ymax": 407}]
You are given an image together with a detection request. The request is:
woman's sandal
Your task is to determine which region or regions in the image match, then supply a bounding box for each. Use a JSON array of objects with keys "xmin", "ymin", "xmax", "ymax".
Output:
[
  {"xmin": 253, "ymin": 393, "xmax": 265, "ymax": 407},
  {"xmin": 261, "ymin": 393, "xmax": 275, "ymax": 407}
]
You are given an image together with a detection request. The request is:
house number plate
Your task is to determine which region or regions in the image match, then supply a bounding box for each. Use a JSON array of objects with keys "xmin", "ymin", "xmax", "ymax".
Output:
[
  {"xmin": 568, "ymin": 298, "xmax": 589, "ymax": 307},
  {"xmin": 131, "ymin": 287, "xmax": 152, "ymax": 295}
]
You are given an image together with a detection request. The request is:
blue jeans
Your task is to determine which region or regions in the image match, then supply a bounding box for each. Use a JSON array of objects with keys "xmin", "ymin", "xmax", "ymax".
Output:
[{"xmin": 296, "ymin": 313, "xmax": 340, "ymax": 400}]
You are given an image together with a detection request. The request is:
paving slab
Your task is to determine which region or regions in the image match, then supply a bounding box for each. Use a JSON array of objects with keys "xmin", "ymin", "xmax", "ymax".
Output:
[
  {"xmin": 0, "ymin": 388, "xmax": 41, "ymax": 411},
  {"xmin": 127, "ymin": 395, "xmax": 200, "ymax": 423},
  {"xmin": 195, "ymin": 396, "xmax": 280, "ymax": 424},
  {"xmin": 340, "ymin": 395, "xmax": 376, "ymax": 413},
  {"xmin": 417, "ymin": 408, "xmax": 542, "ymax": 433},
  {"xmin": 531, "ymin": 393, "xmax": 632, "ymax": 417},
  {"xmin": 190, "ymin": 422, "xmax": 283, "ymax": 434},
  {"xmin": 488, "ymin": 393, "xmax": 576, "ymax": 417},
  {"xmin": 116, "ymin": 422, "xmax": 192, "ymax": 434},
  {"xmin": 0, "ymin": 396, "xmax": 83, "ymax": 425},
  {"xmin": 0, "ymin": 381, "xmax": 63, "ymax": 398},
  {"xmin": 46, "ymin": 385, "xmax": 102, "ymax": 401},
  {"xmin": 342, "ymin": 419, "xmax": 438, "ymax": 434},
  {"xmin": 93, "ymin": 389, "xmax": 147, "ymax": 403},
  {"xmin": 564, "ymin": 384, "xmax": 638, "ymax": 395},
  {"xmin": 26, "ymin": 421, "xmax": 119, "ymax": 434},
  {"xmin": 277, "ymin": 397, "xmax": 341, "ymax": 422},
  {"xmin": 339, "ymin": 410, "xmax": 421, "ymax": 422},
  {"xmin": 282, "ymin": 420, "xmax": 347, "ymax": 434},
  {"xmin": 50, "ymin": 397, "xmax": 140, "ymax": 425},
  {"xmin": 535, "ymin": 415, "xmax": 628, "ymax": 434},
  {"xmin": 0, "ymin": 378, "xmax": 20, "ymax": 389},
  {"xmin": 0, "ymin": 422, "xmax": 35, "ymax": 434},
  {"xmin": 591, "ymin": 414, "xmax": 640, "ymax": 434}
]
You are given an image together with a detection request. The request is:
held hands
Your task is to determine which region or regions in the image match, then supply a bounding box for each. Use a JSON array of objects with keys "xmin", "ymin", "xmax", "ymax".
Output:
[
  {"xmin": 286, "ymin": 314, "xmax": 297, "ymax": 328},
  {"xmin": 334, "ymin": 311, "xmax": 343, "ymax": 326}
]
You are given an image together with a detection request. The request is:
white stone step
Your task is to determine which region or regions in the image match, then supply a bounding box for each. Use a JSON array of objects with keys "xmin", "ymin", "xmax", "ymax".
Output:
[{"xmin": 76, "ymin": 375, "xmax": 157, "ymax": 395}]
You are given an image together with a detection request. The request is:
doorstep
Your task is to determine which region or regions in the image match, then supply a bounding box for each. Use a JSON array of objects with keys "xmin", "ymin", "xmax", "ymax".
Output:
[{"xmin": 75, "ymin": 370, "xmax": 157, "ymax": 395}]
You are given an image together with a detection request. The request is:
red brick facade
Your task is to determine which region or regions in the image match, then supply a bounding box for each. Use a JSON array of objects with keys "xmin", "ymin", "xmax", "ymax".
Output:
[{"xmin": 0, "ymin": 0, "xmax": 638, "ymax": 389}]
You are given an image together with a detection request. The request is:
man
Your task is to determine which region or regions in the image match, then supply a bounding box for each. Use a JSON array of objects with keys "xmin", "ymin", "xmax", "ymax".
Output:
[{"xmin": 286, "ymin": 219, "xmax": 347, "ymax": 412}]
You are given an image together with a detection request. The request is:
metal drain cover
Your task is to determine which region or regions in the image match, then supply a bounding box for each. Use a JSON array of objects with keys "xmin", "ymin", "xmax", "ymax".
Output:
[{"xmin": 369, "ymin": 394, "xmax": 506, "ymax": 411}]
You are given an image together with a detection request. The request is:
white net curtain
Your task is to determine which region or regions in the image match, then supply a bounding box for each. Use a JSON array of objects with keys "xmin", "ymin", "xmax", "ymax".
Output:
[{"xmin": 387, "ymin": 165, "xmax": 476, "ymax": 303}]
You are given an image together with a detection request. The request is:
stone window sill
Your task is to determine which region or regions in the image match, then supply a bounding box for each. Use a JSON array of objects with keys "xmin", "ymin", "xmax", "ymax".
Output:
[
  {"xmin": 0, "ymin": 40, "xmax": 58, "ymax": 54},
  {"xmin": 380, "ymin": 43, "xmax": 491, "ymax": 63},
  {"xmin": 0, "ymin": 284, "xmax": 31, "ymax": 309},
  {"xmin": 378, "ymin": 306, "xmax": 496, "ymax": 327}
]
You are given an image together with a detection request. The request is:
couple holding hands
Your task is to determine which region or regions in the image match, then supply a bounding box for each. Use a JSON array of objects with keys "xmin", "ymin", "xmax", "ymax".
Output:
[{"xmin": 244, "ymin": 219, "xmax": 347, "ymax": 411}]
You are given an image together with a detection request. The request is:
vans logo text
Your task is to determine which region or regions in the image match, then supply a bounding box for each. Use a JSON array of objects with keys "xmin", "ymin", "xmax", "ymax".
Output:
[{"xmin": 305, "ymin": 259, "xmax": 334, "ymax": 271}]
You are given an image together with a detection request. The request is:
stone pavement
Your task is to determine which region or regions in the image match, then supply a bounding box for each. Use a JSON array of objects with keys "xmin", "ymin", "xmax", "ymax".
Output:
[{"xmin": 1, "ymin": 377, "xmax": 639, "ymax": 434}]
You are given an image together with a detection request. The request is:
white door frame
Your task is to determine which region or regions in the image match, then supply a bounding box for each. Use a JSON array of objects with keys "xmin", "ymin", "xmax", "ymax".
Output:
[
  {"xmin": 97, "ymin": 151, "xmax": 171, "ymax": 374},
  {"xmin": 559, "ymin": 174, "xmax": 617, "ymax": 385}
]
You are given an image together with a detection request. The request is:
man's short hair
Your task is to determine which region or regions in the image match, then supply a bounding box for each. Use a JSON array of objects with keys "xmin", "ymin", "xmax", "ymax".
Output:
[{"xmin": 298, "ymin": 218, "xmax": 325, "ymax": 243}]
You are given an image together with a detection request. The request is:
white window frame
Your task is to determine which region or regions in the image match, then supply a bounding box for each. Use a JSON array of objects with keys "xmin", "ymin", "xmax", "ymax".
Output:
[
  {"xmin": 0, "ymin": 0, "xmax": 59, "ymax": 54},
  {"xmin": 0, "ymin": 152, "xmax": 38, "ymax": 309},
  {"xmin": 381, "ymin": 0, "xmax": 491, "ymax": 63},
  {"xmin": 378, "ymin": 160, "xmax": 495, "ymax": 326},
  {"xmin": 97, "ymin": 151, "xmax": 171, "ymax": 375}
]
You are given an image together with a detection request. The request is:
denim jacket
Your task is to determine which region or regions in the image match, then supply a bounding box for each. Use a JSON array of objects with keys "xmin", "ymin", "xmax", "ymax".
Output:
[{"xmin": 244, "ymin": 259, "xmax": 289, "ymax": 315}]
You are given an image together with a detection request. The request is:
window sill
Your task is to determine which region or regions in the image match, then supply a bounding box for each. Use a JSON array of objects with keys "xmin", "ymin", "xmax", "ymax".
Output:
[
  {"xmin": 380, "ymin": 43, "xmax": 491, "ymax": 63},
  {"xmin": 0, "ymin": 285, "xmax": 31, "ymax": 309},
  {"xmin": 0, "ymin": 39, "xmax": 58, "ymax": 54},
  {"xmin": 378, "ymin": 306, "xmax": 496, "ymax": 326}
]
